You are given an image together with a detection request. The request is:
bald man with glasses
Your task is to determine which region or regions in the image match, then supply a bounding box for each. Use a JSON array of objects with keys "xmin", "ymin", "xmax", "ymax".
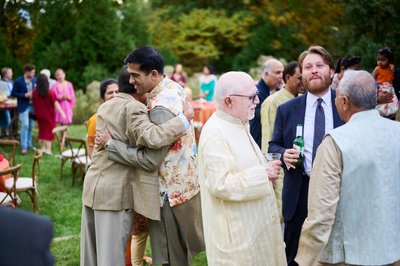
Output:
[{"xmin": 198, "ymin": 71, "xmax": 286, "ymax": 266}]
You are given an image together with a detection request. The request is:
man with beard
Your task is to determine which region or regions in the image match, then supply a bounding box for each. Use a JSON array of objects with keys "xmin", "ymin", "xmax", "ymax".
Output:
[{"xmin": 268, "ymin": 45, "xmax": 344, "ymax": 266}]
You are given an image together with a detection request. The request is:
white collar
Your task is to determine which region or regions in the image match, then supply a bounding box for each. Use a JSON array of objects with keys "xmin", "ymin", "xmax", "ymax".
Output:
[{"xmin": 307, "ymin": 89, "xmax": 332, "ymax": 107}]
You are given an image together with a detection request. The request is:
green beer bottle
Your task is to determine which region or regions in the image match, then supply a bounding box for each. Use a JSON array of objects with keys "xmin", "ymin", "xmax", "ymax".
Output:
[{"xmin": 293, "ymin": 124, "xmax": 304, "ymax": 167}]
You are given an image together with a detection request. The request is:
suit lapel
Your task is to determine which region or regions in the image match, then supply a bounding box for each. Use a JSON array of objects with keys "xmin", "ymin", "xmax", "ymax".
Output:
[
  {"xmin": 330, "ymin": 90, "xmax": 344, "ymax": 128},
  {"xmin": 294, "ymin": 93, "xmax": 307, "ymax": 125}
]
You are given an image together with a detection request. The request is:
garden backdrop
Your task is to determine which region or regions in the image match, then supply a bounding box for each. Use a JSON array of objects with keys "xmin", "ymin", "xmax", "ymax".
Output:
[{"xmin": 1, "ymin": 0, "xmax": 399, "ymax": 265}]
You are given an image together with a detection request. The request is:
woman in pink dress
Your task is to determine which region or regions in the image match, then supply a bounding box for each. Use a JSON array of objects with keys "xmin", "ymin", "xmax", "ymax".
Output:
[
  {"xmin": 52, "ymin": 68, "xmax": 76, "ymax": 125},
  {"xmin": 32, "ymin": 74, "xmax": 65, "ymax": 155}
]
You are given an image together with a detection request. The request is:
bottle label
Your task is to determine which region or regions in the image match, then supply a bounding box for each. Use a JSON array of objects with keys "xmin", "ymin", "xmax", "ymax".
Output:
[{"xmin": 293, "ymin": 144, "xmax": 303, "ymax": 156}]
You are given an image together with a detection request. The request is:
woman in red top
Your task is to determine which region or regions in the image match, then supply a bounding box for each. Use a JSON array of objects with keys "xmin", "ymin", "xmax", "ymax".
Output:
[
  {"xmin": 32, "ymin": 74, "xmax": 65, "ymax": 155},
  {"xmin": 170, "ymin": 63, "xmax": 187, "ymax": 87}
]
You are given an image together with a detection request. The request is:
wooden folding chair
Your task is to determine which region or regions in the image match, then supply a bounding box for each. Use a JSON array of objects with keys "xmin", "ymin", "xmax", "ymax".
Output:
[
  {"xmin": 52, "ymin": 126, "xmax": 84, "ymax": 178},
  {"xmin": 0, "ymin": 164, "xmax": 22, "ymax": 208},
  {"xmin": 65, "ymin": 137, "xmax": 90, "ymax": 185},
  {"xmin": 0, "ymin": 139, "xmax": 20, "ymax": 166},
  {"xmin": 5, "ymin": 150, "xmax": 42, "ymax": 213}
]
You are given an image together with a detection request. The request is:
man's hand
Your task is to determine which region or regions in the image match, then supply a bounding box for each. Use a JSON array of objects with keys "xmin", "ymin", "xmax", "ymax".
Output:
[
  {"xmin": 95, "ymin": 126, "xmax": 112, "ymax": 150},
  {"xmin": 377, "ymin": 91, "xmax": 393, "ymax": 104},
  {"xmin": 183, "ymin": 97, "xmax": 194, "ymax": 121},
  {"xmin": 283, "ymin": 148, "xmax": 300, "ymax": 169},
  {"xmin": 264, "ymin": 160, "xmax": 282, "ymax": 187},
  {"xmin": 25, "ymin": 91, "xmax": 32, "ymax": 98}
]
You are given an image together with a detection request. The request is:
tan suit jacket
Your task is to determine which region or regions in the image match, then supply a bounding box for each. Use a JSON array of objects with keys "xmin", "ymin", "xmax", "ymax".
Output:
[{"xmin": 82, "ymin": 93, "xmax": 186, "ymax": 220}]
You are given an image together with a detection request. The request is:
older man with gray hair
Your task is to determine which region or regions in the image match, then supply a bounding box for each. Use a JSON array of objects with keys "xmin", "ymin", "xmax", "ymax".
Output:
[
  {"xmin": 250, "ymin": 58, "xmax": 284, "ymax": 148},
  {"xmin": 198, "ymin": 71, "xmax": 286, "ymax": 266},
  {"xmin": 295, "ymin": 70, "xmax": 400, "ymax": 266}
]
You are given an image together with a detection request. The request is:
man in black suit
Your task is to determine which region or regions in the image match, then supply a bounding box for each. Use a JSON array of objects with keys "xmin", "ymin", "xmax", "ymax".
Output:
[
  {"xmin": 250, "ymin": 58, "xmax": 284, "ymax": 148},
  {"xmin": 269, "ymin": 45, "xmax": 344, "ymax": 266},
  {"xmin": 0, "ymin": 207, "xmax": 54, "ymax": 266}
]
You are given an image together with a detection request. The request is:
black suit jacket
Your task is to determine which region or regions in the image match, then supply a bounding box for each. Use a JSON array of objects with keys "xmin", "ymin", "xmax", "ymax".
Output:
[
  {"xmin": 0, "ymin": 207, "xmax": 54, "ymax": 266},
  {"xmin": 268, "ymin": 91, "xmax": 344, "ymax": 222},
  {"xmin": 250, "ymin": 78, "xmax": 273, "ymax": 148}
]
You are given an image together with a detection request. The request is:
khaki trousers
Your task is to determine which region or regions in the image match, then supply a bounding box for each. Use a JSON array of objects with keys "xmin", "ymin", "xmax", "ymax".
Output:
[
  {"xmin": 130, "ymin": 231, "xmax": 148, "ymax": 266},
  {"xmin": 80, "ymin": 206, "xmax": 133, "ymax": 266}
]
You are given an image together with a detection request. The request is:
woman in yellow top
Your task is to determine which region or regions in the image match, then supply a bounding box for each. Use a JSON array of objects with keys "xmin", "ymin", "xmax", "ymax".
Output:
[{"xmin": 87, "ymin": 78, "xmax": 118, "ymax": 158}]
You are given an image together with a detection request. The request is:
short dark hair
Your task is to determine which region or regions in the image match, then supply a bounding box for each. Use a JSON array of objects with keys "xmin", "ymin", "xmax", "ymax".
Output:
[
  {"xmin": 118, "ymin": 65, "xmax": 136, "ymax": 94},
  {"xmin": 205, "ymin": 64, "xmax": 215, "ymax": 75},
  {"xmin": 24, "ymin": 63, "xmax": 36, "ymax": 72},
  {"xmin": 99, "ymin": 78, "xmax": 118, "ymax": 100},
  {"xmin": 283, "ymin": 61, "xmax": 299, "ymax": 83},
  {"xmin": 36, "ymin": 74, "xmax": 49, "ymax": 97},
  {"xmin": 124, "ymin": 46, "xmax": 164, "ymax": 75},
  {"xmin": 377, "ymin": 47, "xmax": 394, "ymax": 63},
  {"xmin": 298, "ymin": 45, "xmax": 334, "ymax": 73},
  {"xmin": 341, "ymin": 55, "xmax": 361, "ymax": 69}
]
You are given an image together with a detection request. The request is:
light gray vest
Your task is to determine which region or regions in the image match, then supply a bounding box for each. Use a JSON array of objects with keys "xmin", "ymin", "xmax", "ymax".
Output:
[{"xmin": 319, "ymin": 110, "xmax": 400, "ymax": 265}]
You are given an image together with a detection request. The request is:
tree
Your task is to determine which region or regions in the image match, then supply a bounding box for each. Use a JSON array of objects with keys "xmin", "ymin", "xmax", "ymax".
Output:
[
  {"xmin": 0, "ymin": 0, "xmax": 36, "ymax": 69},
  {"xmin": 149, "ymin": 8, "xmax": 255, "ymax": 73},
  {"xmin": 335, "ymin": 0, "xmax": 400, "ymax": 70}
]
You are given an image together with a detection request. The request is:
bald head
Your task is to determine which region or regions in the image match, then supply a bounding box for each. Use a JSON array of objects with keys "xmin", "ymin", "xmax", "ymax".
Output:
[
  {"xmin": 262, "ymin": 59, "xmax": 284, "ymax": 89},
  {"xmin": 215, "ymin": 71, "xmax": 254, "ymax": 107},
  {"xmin": 215, "ymin": 71, "xmax": 259, "ymax": 123},
  {"xmin": 338, "ymin": 70, "xmax": 376, "ymax": 110},
  {"xmin": 262, "ymin": 59, "xmax": 282, "ymax": 74}
]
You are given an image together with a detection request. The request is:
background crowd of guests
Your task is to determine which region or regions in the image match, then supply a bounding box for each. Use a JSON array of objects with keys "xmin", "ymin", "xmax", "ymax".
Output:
[
  {"xmin": 1, "ymin": 43, "xmax": 400, "ymax": 266},
  {"xmin": 0, "ymin": 65, "xmax": 76, "ymax": 155}
]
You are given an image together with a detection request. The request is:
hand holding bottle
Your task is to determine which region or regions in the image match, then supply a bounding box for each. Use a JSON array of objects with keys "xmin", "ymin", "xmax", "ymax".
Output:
[
  {"xmin": 286, "ymin": 124, "xmax": 304, "ymax": 169},
  {"xmin": 283, "ymin": 148, "xmax": 300, "ymax": 169}
]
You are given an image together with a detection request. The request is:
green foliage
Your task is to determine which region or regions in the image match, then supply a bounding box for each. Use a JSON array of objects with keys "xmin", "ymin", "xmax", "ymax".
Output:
[
  {"xmin": 334, "ymin": 0, "xmax": 400, "ymax": 70},
  {"xmin": 0, "ymin": 32, "xmax": 21, "ymax": 74},
  {"xmin": 73, "ymin": 82, "xmax": 102, "ymax": 124},
  {"xmin": 159, "ymin": 9, "xmax": 255, "ymax": 73},
  {"xmin": 2, "ymin": 0, "xmax": 400, "ymax": 85},
  {"xmin": 120, "ymin": 0, "xmax": 150, "ymax": 47},
  {"xmin": 73, "ymin": 0, "xmax": 121, "ymax": 66},
  {"xmin": 0, "ymin": 0, "xmax": 35, "ymax": 64},
  {"xmin": 30, "ymin": 0, "xmax": 150, "ymax": 90},
  {"xmin": 81, "ymin": 64, "xmax": 109, "ymax": 92}
]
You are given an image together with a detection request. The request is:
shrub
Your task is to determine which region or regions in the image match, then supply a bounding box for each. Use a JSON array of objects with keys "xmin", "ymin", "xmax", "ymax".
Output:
[{"xmin": 73, "ymin": 81, "xmax": 101, "ymax": 125}]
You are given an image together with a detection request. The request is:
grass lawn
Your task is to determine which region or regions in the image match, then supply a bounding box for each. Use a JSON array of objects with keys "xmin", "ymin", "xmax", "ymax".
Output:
[{"xmin": 12, "ymin": 124, "xmax": 207, "ymax": 265}]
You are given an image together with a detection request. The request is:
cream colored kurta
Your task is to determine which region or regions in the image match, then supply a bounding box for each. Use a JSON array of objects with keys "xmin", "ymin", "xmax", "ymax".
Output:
[{"xmin": 198, "ymin": 110, "xmax": 286, "ymax": 266}]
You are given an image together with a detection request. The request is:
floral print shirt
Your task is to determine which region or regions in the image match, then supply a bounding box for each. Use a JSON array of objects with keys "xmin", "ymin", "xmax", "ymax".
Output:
[{"xmin": 147, "ymin": 78, "xmax": 200, "ymax": 207}]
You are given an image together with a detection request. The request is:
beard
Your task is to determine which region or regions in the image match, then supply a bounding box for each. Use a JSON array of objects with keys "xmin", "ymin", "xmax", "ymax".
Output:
[{"xmin": 303, "ymin": 73, "xmax": 332, "ymax": 94}]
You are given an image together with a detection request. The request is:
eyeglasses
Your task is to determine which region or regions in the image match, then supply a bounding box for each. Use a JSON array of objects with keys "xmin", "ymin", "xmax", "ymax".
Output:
[{"xmin": 229, "ymin": 90, "xmax": 259, "ymax": 103}]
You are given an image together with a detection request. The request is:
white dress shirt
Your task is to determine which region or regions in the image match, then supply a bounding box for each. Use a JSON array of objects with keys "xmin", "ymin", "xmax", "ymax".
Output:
[{"xmin": 303, "ymin": 89, "xmax": 334, "ymax": 175}]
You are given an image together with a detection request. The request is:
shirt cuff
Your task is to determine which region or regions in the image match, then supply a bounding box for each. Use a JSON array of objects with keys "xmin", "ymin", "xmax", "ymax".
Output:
[
  {"xmin": 104, "ymin": 139, "xmax": 113, "ymax": 150},
  {"xmin": 178, "ymin": 113, "xmax": 190, "ymax": 130}
]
